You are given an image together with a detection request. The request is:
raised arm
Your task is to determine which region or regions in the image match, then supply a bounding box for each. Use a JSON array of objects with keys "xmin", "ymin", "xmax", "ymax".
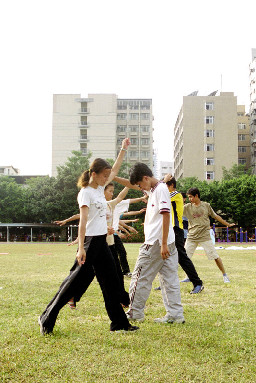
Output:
[
  {"xmin": 107, "ymin": 138, "xmax": 130, "ymax": 184},
  {"xmin": 112, "ymin": 187, "xmax": 129, "ymax": 205}
]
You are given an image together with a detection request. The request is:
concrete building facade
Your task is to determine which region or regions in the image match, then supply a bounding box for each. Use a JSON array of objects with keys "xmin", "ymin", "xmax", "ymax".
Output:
[
  {"xmin": 249, "ymin": 48, "xmax": 256, "ymax": 174},
  {"xmin": 158, "ymin": 161, "xmax": 174, "ymax": 179},
  {"xmin": 174, "ymin": 92, "xmax": 248, "ymax": 181},
  {"xmin": 0, "ymin": 166, "xmax": 20, "ymax": 176},
  {"xmin": 52, "ymin": 94, "xmax": 153, "ymax": 177}
]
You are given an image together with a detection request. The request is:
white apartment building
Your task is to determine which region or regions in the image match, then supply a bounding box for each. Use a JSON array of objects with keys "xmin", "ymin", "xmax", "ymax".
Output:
[
  {"xmin": 52, "ymin": 94, "xmax": 153, "ymax": 176},
  {"xmin": 174, "ymin": 92, "xmax": 249, "ymax": 181},
  {"xmin": 0, "ymin": 166, "xmax": 20, "ymax": 176},
  {"xmin": 158, "ymin": 161, "xmax": 174, "ymax": 179},
  {"xmin": 249, "ymin": 48, "xmax": 256, "ymax": 174}
]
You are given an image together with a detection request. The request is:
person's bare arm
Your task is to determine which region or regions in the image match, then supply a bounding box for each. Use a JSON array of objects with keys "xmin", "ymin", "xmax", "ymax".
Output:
[
  {"xmin": 106, "ymin": 138, "xmax": 130, "ymax": 184},
  {"xmin": 76, "ymin": 206, "xmax": 89, "ymax": 266},
  {"xmin": 161, "ymin": 212, "xmax": 171, "ymax": 260},
  {"xmin": 114, "ymin": 176, "xmax": 141, "ymax": 190},
  {"xmin": 122, "ymin": 208, "xmax": 147, "ymax": 217},
  {"xmin": 215, "ymin": 214, "xmax": 235, "ymax": 227},
  {"xmin": 54, "ymin": 214, "xmax": 80, "ymax": 226}
]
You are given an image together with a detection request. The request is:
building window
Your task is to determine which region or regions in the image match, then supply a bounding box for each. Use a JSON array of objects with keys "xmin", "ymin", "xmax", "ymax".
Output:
[
  {"xmin": 141, "ymin": 113, "xmax": 150, "ymax": 120},
  {"xmin": 129, "ymin": 113, "xmax": 139, "ymax": 120},
  {"xmin": 141, "ymin": 151, "xmax": 149, "ymax": 158},
  {"xmin": 130, "ymin": 150, "xmax": 138, "ymax": 158},
  {"xmin": 80, "ymin": 143, "xmax": 87, "ymax": 155},
  {"xmin": 238, "ymin": 123, "xmax": 246, "ymax": 129},
  {"xmin": 141, "ymin": 138, "xmax": 149, "ymax": 145},
  {"xmin": 205, "ymin": 144, "xmax": 215, "ymax": 151},
  {"xmin": 129, "ymin": 125, "xmax": 138, "ymax": 132},
  {"xmin": 205, "ymin": 116, "xmax": 214, "ymax": 124},
  {"xmin": 117, "ymin": 113, "xmax": 127, "ymax": 120},
  {"xmin": 206, "ymin": 171, "xmax": 214, "ymax": 180},
  {"xmin": 238, "ymin": 134, "xmax": 246, "ymax": 141},
  {"xmin": 117, "ymin": 125, "xmax": 126, "ymax": 132},
  {"xmin": 205, "ymin": 158, "xmax": 214, "ymax": 165},
  {"xmin": 141, "ymin": 125, "xmax": 149, "ymax": 132},
  {"xmin": 205, "ymin": 102, "xmax": 214, "ymax": 110},
  {"xmin": 238, "ymin": 146, "xmax": 246, "ymax": 152},
  {"xmin": 205, "ymin": 129, "xmax": 215, "ymax": 137},
  {"xmin": 237, "ymin": 112, "xmax": 244, "ymax": 116},
  {"xmin": 238, "ymin": 158, "xmax": 246, "ymax": 164},
  {"xmin": 130, "ymin": 138, "xmax": 138, "ymax": 145}
]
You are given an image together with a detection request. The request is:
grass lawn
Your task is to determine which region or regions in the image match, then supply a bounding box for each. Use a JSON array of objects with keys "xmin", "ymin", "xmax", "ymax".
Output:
[{"xmin": 1, "ymin": 242, "xmax": 256, "ymax": 383}]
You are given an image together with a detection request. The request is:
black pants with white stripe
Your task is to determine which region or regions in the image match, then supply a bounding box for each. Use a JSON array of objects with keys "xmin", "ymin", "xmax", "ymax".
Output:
[
  {"xmin": 40, "ymin": 235, "xmax": 130, "ymax": 332},
  {"xmin": 174, "ymin": 226, "xmax": 203, "ymax": 287}
]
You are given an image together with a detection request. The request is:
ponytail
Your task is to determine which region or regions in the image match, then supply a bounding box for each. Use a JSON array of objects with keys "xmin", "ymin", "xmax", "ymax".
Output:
[
  {"xmin": 77, "ymin": 158, "xmax": 112, "ymax": 188},
  {"xmin": 77, "ymin": 169, "xmax": 91, "ymax": 188}
]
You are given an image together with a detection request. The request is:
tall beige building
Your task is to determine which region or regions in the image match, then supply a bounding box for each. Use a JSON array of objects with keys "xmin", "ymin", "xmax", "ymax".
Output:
[
  {"xmin": 249, "ymin": 48, "xmax": 256, "ymax": 174},
  {"xmin": 52, "ymin": 94, "xmax": 153, "ymax": 176},
  {"xmin": 174, "ymin": 92, "xmax": 249, "ymax": 181}
]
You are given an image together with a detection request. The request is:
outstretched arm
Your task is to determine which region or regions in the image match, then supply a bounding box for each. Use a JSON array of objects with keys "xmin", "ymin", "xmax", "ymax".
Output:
[
  {"xmin": 106, "ymin": 138, "xmax": 130, "ymax": 184},
  {"xmin": 215, "ymin": 214, "xmax": 235, "ymax": 227},
  {"xmin": 54, "ymin": 214, "xmax": 80, "ymax": 226},
  {"xmin": 122, "ymin": 208, "xmax": 147, "ymax": 217},
  {"xmin": 129, "ymin": 195, "xmax": 148, "ymax": 204},
  {"xmin": 114, "ymin": 176, "xmax": 141, "ymax": 190}
]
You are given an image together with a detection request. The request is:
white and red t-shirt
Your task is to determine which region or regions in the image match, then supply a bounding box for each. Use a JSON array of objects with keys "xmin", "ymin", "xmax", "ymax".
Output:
[{"xmin": 144, "ymin": 182, "xmax": 175, "ymax": 245}]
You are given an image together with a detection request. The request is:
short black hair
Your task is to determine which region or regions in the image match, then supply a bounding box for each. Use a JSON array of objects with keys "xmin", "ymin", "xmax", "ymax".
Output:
[
  {"xmin": 129, "ymin": 162, "xmax": 153, "ymax": 185},
  {"xmin": 181, "ymin": 192, "xmax": 187, "ymax": 199},
  {"xmin": 187, "ymin": 187, "xmax": 200, "ymax": 198},
  {"xmin": 166, "ymin": 177, "xmax": 176, "ymax": 188}
]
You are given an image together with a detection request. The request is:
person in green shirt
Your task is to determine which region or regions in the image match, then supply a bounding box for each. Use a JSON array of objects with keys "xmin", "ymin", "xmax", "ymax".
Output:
[{"xmin": 184, "ymin": 187, "xmax": 234, "ymax": 283}]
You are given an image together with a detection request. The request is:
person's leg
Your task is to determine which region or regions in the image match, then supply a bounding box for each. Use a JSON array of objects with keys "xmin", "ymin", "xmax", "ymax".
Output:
[
  {"xmin": 91, "ymin": 237, "xmax": 131, "ymax": 331},
  {"xmin": 114, "ymin": 234, "xmax": 131, "ymax": 275},
  {"xmin": 200, "ymin": 240, "xmax": 230, "ymax": 282},
  {"xmin": 39, "ymin": 237, "xmax": 95, "ymax": 332},
  {"xmin": 157, "ymin": 242, "xmax": 184, "ymax": 322},
  {"xmin": 109, "ymin": 245, "xmax": 130, "ymax": 307},
  {"xmin": 127, "ymin": 242, "xmax": 164, "ymax": 320},
  {"xmin": 174, "ymin": 227, "xmax": 203, "ymax": 288}
]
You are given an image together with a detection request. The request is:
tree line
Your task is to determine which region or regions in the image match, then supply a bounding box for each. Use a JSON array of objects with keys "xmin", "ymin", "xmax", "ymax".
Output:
[{"xmin": 1, "ymin": 154, "xmax": 256, "ymax": 230}]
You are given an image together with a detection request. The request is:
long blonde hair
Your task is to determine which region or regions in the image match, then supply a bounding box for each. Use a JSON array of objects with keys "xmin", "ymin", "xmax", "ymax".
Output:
[{"xmin": 77, "ymin": 158, "xmax": 112, "ymax": 188}]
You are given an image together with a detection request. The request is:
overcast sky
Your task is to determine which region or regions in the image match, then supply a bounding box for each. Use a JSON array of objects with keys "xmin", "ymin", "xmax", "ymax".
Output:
[{"xmin": 1, "ymin": 0, "xmax": 255, "ymax": 175}]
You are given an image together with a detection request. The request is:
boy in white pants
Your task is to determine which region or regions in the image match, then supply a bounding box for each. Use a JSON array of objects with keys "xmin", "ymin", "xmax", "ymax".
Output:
[{"xmin": 114, "ymin": 163, "xmax": 184, "ymax": 324}]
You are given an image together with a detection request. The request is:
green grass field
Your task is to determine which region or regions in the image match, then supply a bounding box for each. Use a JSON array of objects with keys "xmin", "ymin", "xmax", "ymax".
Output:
[{"xmin": 1, "ymin": 242, "xmax": 256, "ymax": 383}]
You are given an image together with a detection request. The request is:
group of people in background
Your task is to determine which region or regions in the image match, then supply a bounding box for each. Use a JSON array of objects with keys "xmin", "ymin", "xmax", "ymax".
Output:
[{"xmin": 39, "ymin": 137, "xmax": 234, "ymax": 335}]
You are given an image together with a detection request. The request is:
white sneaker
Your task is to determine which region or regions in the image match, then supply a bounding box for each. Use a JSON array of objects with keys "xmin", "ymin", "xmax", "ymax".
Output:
[
  {"xmin": 126, "ymin": 313, "xmax": 145, "ymax": 322},
  {"xmin": 223, "ymin": 275, "xmax": 230, "ymax": 283},
  {"xmin": 154, "ymin": 314, "xmax": 185, "ymax": 324}
]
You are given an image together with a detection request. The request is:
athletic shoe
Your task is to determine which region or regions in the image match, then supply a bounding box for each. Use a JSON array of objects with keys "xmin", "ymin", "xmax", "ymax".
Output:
[
  {"xmin": 154, "ymin": 314, "xmax": 185, "ymax": 324},
  {"xmin": 190, "ymin": 285, "xmax": 204, "ymax": 294},
  {"xmin": 111, "ymin": 324, "xmax": 139, "ymax": 333},
  {"xmin": 154, "ymin": 286, "xmax": 161, "ymax": 291},
  {"xmin": 223, "ymin": 275, "xmax": 230, "ymax": 283},
  {"xmin": 180, "ymin": 277, "xmax": 191, "ymax": 283},
  {"xmin": 38, "ymin": 316, "xmax": 52, "ymax": 335},
  {"xmin": 126, "ymin": 313, "xmax": 145, "ymax": 322}
]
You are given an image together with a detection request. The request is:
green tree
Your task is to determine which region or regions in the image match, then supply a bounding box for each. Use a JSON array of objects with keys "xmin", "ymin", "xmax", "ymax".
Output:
[
  {"xmin": 222, "ymin": 164, "xmax": 252, "ymax": 180},
  {"xmin": 0, "ymin": 176, "xmax": 25, "ymax": 222},
  {"xmin": 24, "ymin": 176, "xmax": 61, "ymax": 222}
]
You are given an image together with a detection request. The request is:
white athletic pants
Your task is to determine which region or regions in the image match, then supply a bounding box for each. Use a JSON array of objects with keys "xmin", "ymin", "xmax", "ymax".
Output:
[{"xmin": 127, "ymin": 240, "xmax": 183, "ymax": 320}]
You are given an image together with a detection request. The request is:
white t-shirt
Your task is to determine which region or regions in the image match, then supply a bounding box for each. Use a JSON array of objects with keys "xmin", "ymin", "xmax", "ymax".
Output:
[
  {"xmin": 77, "ymin": 186, "xmax": 107, "ymax": 236},
  {"xmin": 112, "ymin": 199, "xmax": 130, "ymax": 231},
  {"xmin": 144, "ymin": 182, "xmax": 175, "ymax": 245}
]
